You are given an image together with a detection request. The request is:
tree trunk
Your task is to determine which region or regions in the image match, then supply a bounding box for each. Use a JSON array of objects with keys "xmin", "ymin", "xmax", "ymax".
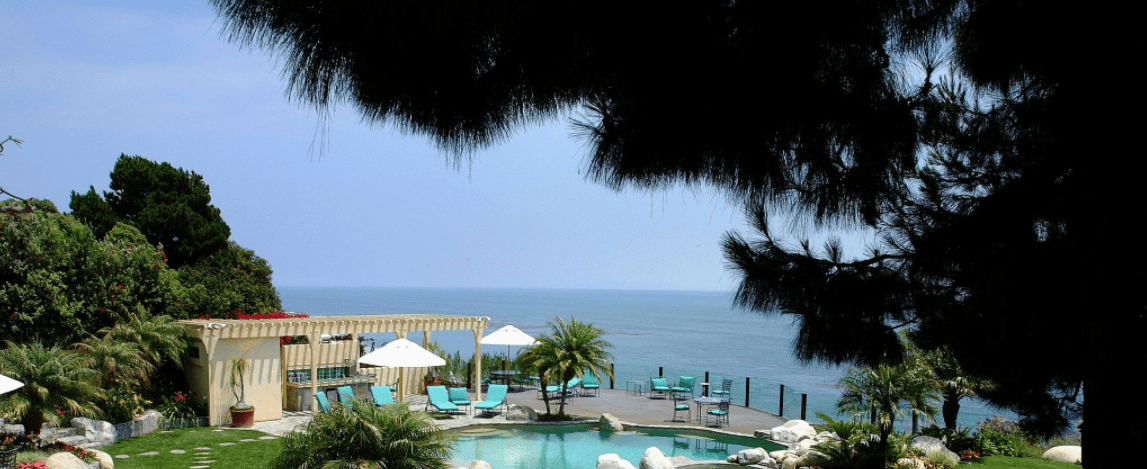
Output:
[{"xmin": 942, "ymin": 394, "xmax": 960, "ymax": 430}]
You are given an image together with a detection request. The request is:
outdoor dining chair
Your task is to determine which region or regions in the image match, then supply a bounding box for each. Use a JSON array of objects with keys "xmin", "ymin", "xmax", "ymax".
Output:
[
  {"xmin": 671, "ymin": 376, "xmax": 696, "ymax": 400},
  {"xmin": 706, "ymin": 400, "xmax": 730, "ymax": 427},
  {"xmin": 580, "ymin": 371, "xmax": 601, "ymax": 396},
  {"xmin": 649, "ymin": 377, "xmax": 672, "ymax": 399},
  {"xmin": 672, "ymin": 399, "xmax": 691, "ymax": 422},
  {"xmin": 370, "ymin": 385, "xmax": 395, "ymax": 406},
  {"xmin": 712, "ymin": 378, "xmax": 733, "ymax": 398},
  {"xmin": 448, "ymin": 387, "xmax": 472, "ymax": 414}
]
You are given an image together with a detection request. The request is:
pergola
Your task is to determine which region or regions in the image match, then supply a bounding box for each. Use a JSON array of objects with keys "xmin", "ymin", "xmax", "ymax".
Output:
[{"xmin": 179, "ymin": 314, "xmax": 490, "ymax": 426}]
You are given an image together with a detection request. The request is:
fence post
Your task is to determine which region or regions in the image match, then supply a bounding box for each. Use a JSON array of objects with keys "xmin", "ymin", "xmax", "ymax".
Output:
[
  {"xmin": 466, "ymin": 362, "xmax": 472, "ymax": 390},
  {"xmin": 745, "ymin": 377, "xmax": 751, "ymax": 408},
  {"xmin": 801, "ymin": 393, "xmax": 808, "ymax": 421},
  {"xmin": 704, "ymin": 371, "xmax": 710, "ymax": 397},
  {"xmin": 659, "ymin": 366, "xmax": 663, "ymax": 377},
  {"xmin": 610, "ymin": 362, "xmax": 615, "ymax": 389},
  {"xmin": 779, "ymin": 384, "xmax": 785, "ymax": 416}
]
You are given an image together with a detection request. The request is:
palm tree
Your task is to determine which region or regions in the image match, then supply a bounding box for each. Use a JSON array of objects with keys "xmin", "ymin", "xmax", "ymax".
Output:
[
  {"xmin": 920, "ymin": 346, "xmax": 993, "ymax": 430},
  {"xmin": 100, "ymin": 308, "xmax": 187, "ymax": 370},
  {"xmin": 0, "ymin": 341, "xmax": 104, "ymax": 434},
  {"xmin": 73, "ymin": 335, "xmax": 154, "ymax": 393},
  {"xmin": 519, "ymin": 317, "xmax": 613, "ymax": 418},
  {"xmin": 837, "ymin": 362, "xmax": 938, "ymax": 450},
  {"xmin": 268, "ymin": 400, "xmax": 453, "ymax": 469}
]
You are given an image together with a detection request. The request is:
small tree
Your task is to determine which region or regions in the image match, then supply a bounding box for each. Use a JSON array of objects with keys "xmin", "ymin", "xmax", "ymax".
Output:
[
  {"xmin": 0, "ymin": 341, "xmax": 103, "ymax": 434},
  {"xmin": 837, "ymin": 361, "xmax": 938, "ymax": 453},
  {"xmin": 520, "ymin": 317, "xmax": 613, "ymax": 418}
]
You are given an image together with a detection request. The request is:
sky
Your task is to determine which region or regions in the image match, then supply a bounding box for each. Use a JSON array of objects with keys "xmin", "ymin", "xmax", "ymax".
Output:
[{"xmin": 3, "ymin": 1, "xmax": 868, "ymax": 292}]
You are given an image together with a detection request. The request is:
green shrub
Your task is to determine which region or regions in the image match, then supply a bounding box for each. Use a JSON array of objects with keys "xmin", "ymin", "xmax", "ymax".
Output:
[
  {"xmin": 813, "ymin": 417, "xmax": 909, "ymax": 469},
  {"xmin": 817, "ymin": 412, "xmax": 879, "ymax": 441},
  {"xmin": 975, "ymin": 416, "xmax": 1034, "ymax": 457}
]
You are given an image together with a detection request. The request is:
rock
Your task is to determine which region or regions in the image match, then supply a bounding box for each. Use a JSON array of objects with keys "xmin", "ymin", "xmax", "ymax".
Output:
[
  {"xmin": 768, "ymin": 450, "xmax": 789, "ymax": 462},
  {"xmin": 898, "ymin": 457, "xmax": 926, "ymax": 469},
  {"xmin": 735, "ymin": 447, "xmax": 771, "ymax": 465},
  {"xmin": 801, "ymin": 449, "xmax": 831, "ymax": 467},
  {"xmin": 597, "ymin": 453, "xmax": 638, "ymax": 469},
  {"xmin": 468, "ymin": 460, "xmax": 492, "ymax": 469},
  {"xmin": 1042, "ymin": 446, "xmax": 1082, "ymax": 464},
  {"xmin": 638, "ymin": 447, "xmax": 674, "ymax": 469},
  {"xmin": 792, "ymin": 438, "xmax": 820, "ymax": 456},
  {"xmin": 754, "ymin": 429, "xmax": 770, "ymax": 439},
  {"xmin": 599, "ymin": 413, "xmax": 625, "ymax": 432},
  {"xmin": 506, "ymin": 404, "xmax": 538, "ymax": 421},
  {"xmin": 71, "ymin": 417, "xmax": 117, "ymax": 447},
  {"xmin": 2, "ymin": 424, "xmax": 24, "ymax": 435},
  {"xmin": 910, "ymin": 435, "xmax": 959, "ymax": 464},
  {"xmin": 769, "ymin": 420, "xmax": 817, "ymax": 444},
  {"xmin": 90, "ymin": 449, "xmax": 114, "ymax": 469},
  {"xmin": 44, "ymin": 452, "xmax": 90, "ymax": 469}
]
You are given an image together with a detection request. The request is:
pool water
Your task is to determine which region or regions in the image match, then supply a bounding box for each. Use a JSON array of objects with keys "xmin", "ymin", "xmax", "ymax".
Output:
[{"xmin": 448, "ymin": 425, "xmax": 783, "ymax": 469}]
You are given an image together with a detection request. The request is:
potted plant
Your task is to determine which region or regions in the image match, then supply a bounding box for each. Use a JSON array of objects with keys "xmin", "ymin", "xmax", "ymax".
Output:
[
  {"xmin": 422, "ymin": 372, "xmax": 442, "ymax": 394},
  {"xmin": 229, "ymin": 357, "xmax": 255, "ymax": 427}
]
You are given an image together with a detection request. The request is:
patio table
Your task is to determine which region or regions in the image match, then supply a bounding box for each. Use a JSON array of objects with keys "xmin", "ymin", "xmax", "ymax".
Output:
[{"xmin": 693, "ymin": 396, "xmax": 730, "ymax": 423}]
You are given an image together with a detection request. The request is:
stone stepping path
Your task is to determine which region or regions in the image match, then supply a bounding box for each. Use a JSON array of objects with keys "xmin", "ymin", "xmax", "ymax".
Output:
[{"xmin": 110, "ymin": 432, "xmax": 278, "ymax": 468}]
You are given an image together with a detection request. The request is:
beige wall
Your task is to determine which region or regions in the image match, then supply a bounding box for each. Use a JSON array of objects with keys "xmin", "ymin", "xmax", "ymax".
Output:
[{"xmin": 209, "ymin": 337, "xmax": 283, "ymax": 425}]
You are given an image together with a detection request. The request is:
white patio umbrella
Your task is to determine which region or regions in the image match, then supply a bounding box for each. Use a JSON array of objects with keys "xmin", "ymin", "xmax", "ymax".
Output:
[
  {"xmin": 357, "ymin": 338, "xmax": 445, "ymax": 401},
  {"xmin": 0, "ymin": 374, "xmax": 23, "ymax": 395},
  {"xmin": 480, "ymin": 324, "xmax": 538, "ymax": 372}
]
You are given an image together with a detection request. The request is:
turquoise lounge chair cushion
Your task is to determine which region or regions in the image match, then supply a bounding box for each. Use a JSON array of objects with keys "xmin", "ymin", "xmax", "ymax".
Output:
[
  {"xmin": 337, "ymin": 385, "xmax": 356, "ymax": 403},
  {"xmin": 370, "ymin": 386, "xmax": 394, "ymax": 406},
  {"xmin": 671, "ymin": 376, "xmax": 695, "ymax": 396},
  {"xmin": 650, "ymin": 377, "xmax": 670, "ymax": 391},
  {"xmin": 426, "ymin": 385, "xmax": 459, "ymax": 412},
  {"xmin": 475, "ymin": 384, "xmax": 508, "ymax": 413},
  {"xmin": 314, "ymin": 392, "xmax": 333, "ymax": 412},
  {"xmin": 581, "ymin": 373, "xmax": 600, "ymax": 389}
]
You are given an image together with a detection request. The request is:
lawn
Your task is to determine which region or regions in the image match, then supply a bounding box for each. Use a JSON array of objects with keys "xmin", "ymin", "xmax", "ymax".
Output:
[
  {"xmin": 974, "ymin": 456, "xmax": 1080, "ymax": 469},
  {"xmin": 100, "ymin": 427, "xmax": 281, "ymax": 469}
]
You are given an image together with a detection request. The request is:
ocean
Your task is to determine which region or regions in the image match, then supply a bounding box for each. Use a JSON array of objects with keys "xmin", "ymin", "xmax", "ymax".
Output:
[{"xmin": 278, "ymin": 286, "xmax": 1009, "ymax": 430}]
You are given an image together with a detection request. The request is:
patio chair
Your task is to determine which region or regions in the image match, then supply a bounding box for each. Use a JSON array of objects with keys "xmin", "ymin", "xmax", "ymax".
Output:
[
  {"xmin": 541, "ymin": 377, "xmax": 581, "ymax": 401},
  {"xmin": 671, "ymin": 376, "xmax": 695, "ymax": 400},
  {"xmin": 712, "ymin": 378, "xmax": 733, "ymax": 398},
  {"xmin": 649, "ymin": 377, "xmax": 671, "ymax": 399},
  {"xmin": 475, "ymin": 384, "xmax": 509, "ymax": 415},
  {"xmin": 314, "ymin": 392, "xmax": 333, "ymax": 413},
  {"xmin": 425, "ymin": 385, "xmax": 460, "ymax": 414},
  {"xmin": 448, "ymin": 387, "xmax": 472, "ymax": 415},
  {"xmin": 706, "ymin": 400, "xmax": 730, "ymax": 427},
  {"xmin": 369, "ymin": 385, "xmax": 395, "ymax": 406},
  {"xmin": 336, "ymin": 385, "xmax": 356, "ymax": 403},
  {"xmin": 672, "ymin": 400, "xmax": 691, "ymax": 422},
  {"xmin": 580, "ymin": 372, "xmax": 601, "ymax": 396}
]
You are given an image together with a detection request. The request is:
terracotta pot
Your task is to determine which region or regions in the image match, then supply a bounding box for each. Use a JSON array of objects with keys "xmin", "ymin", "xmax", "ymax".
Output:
[{"xmin": 230, "ymin": 407, "xmax": 255, "ymax": 428}]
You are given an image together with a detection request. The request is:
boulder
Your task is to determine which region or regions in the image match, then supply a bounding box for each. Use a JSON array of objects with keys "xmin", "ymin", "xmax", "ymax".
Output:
[
  {"xmin": 468, "ymin": 460, "xmax": 492, "ymax": 469},
  {"xmin": 1042, "ymin": 446, "xmax": 1082, "ymax": 464},
  {"xmin": 599, "ymin": 413, "xmax": 625, "ymax": 432},
  {"xmin": 734, "ymin": 447, "xmax": 773, "ymax": 465},
  {"xmin": 769, "ymin": 420, "xmax": 816, "ymax": 444},
  {"xmin": 897, "ymin": 457, "xmax": 926, "ymax": 469},
  {"xmin": 2, "ymin": 424, "xmax": 24, "ymax": 435},
  {"xmin": 71, "ymin": 418, "xmax": 117, "ymax": 447},
  {"xmin": 89, "ymin": 449, "xmax": 114, "ymax": 469},
  {"xmin": 44, "ymin": 452, "xmax": 90, "ymax": 469},
  {"xmin": 910, "ymin": 435, "xmax": 959, "ymax": 464},
  {"xmin": 506, "ymin": 404, "xmax": 538, "ymax": 421},
  {"xmin": 638, "ymin": 447, "xmax": 674, "ymax": 469},
  {"xmin": 597, "ymin": 453, "xmax": 638, "ymax": 469}
]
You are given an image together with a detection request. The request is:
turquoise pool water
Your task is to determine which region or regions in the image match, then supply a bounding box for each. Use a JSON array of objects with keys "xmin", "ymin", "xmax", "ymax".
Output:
[{"xmin": 448, "ymin": 425, "xmax": 783, "ymax": 469}]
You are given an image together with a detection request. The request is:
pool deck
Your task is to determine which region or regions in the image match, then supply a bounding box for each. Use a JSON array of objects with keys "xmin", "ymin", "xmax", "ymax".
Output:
[{"xmin": 250, "ymin": 386, "xmax": 789, "ymax": 439}]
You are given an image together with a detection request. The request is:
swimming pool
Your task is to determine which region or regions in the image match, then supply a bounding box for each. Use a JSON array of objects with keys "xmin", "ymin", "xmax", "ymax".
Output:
[{"xmin": 447, "ymin": 424, "xmax": 783, "ymax": 469}]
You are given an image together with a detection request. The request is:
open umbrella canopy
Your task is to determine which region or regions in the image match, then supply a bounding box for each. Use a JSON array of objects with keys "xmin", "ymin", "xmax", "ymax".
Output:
[
  {"xmin": 0, "ymin": 374, "xmax": 23, "ymax": 395},
  {"xmin": 358, "ymin": 338, "xmax": 445, "ymax": 368},
  {"xmin": 480, "ymin": 325, "xmax": 538, "ymax": 347}
]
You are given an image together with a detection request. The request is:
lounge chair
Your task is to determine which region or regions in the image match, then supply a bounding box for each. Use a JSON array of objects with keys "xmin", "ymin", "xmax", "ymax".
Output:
[
  {"xmin": 425, "ymin": 385, "xmax": 460, "ymax": 414},
  {"xmin": 475, "ymin": 384, "xmax": 509, "ymax": 415},
  {"xmin": 671, "ymin": 376, "xmax": 695, "ymax": 400},
  {"xmin": 370, "ymin": 385, "xmax": 395, "ymax": 406},
  {"xmin": 580, "ymin": 372, "xmax": 601, "ymax": 396},
  {"xmin": 712, "ymin": 378, "xmax": 732, "ymax": 398},
  {"xmin": 336, "ymin": 385, "xmax": 356, "ymax": 403},
  {"xmin": 672, "ymin": 400, "xmax": 691, "ymax": 422},
  {"xmin": 649, "ymin": 377, "xmax": 671, "ymax": 399},
  {"xmin": 314, "ymin": 392, "xmax": 333, "ymax": 413},
  {"xmin": 706, "ymin": 400, "xmax": 730, "ymax": 427},
  {"xmin": 448, "ymin": 387, "xmax": 472, "ymax": 414}
]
